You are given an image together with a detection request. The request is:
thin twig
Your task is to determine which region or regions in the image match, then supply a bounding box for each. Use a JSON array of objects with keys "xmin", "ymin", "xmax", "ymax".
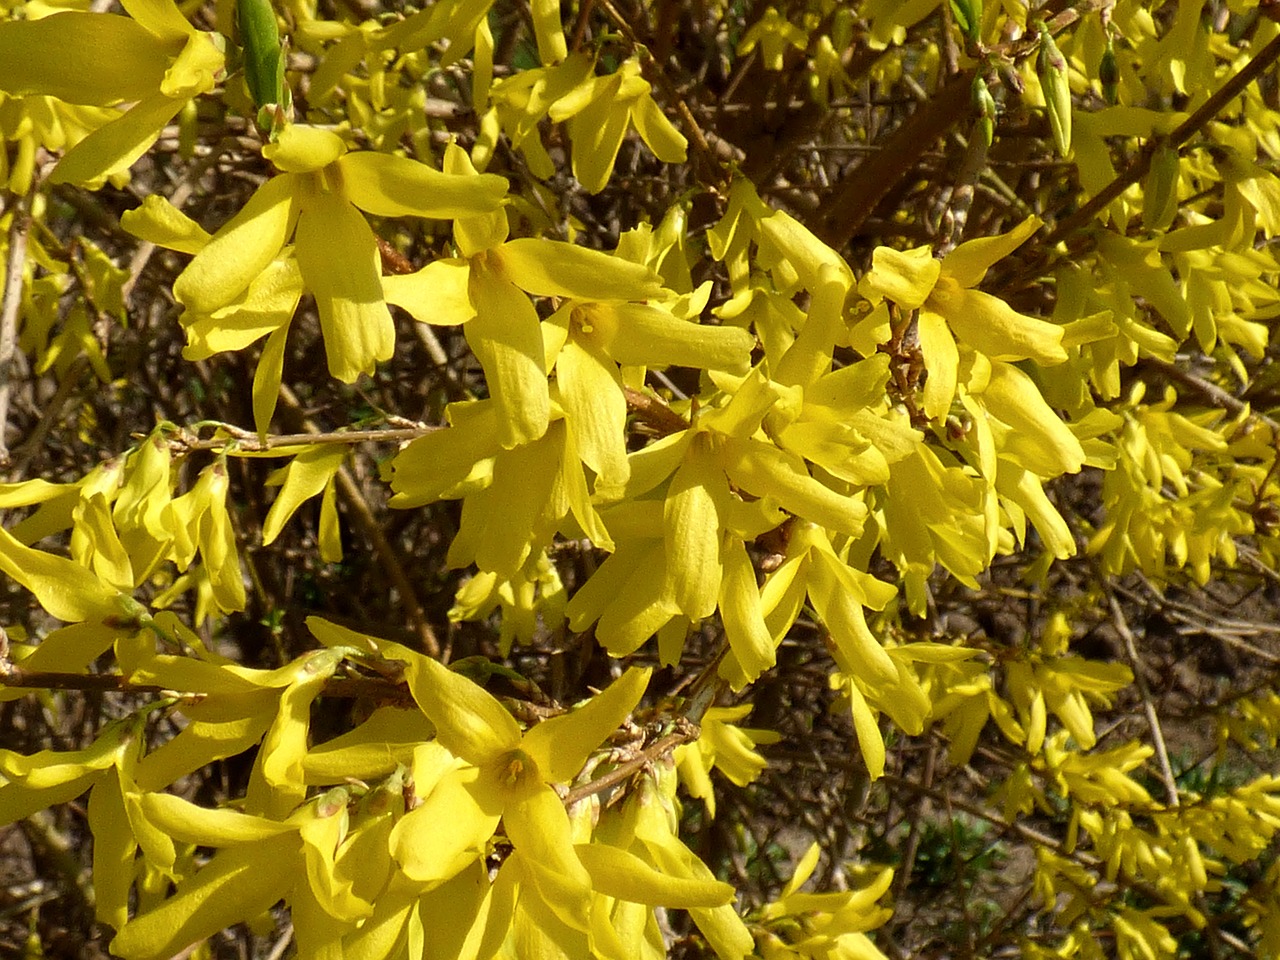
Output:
[
  {"xmin": 563, "ymin": 722, "xmax": 699, "ymax": 806},
  {"xmin": 0, "ymin": 179, "xmax": 36, "ymax": 467},
  {"xmin": 1043, "ymin": 30, "xmax": 1280, "ymax": 248},
  {"xmin": 1108, "ymin": 593, "xmax": 1180, "ymax": 808},
  {"xmin": 174, "ymin": 423, "xmax": 436, "ymax": 454},
  {"xmin": 276, "ymin": 385, "xmax": 441, "ymax": 658}
]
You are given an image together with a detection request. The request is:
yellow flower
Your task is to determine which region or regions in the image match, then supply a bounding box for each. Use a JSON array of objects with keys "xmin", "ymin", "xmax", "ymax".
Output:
[
  {"xmin": 386, "ymin": 650, "xmax": 651, "ymax": 937},
  {"xmin": 858, "ymin": 216, "xmax": 1067, "ymax": 420},
  {"xmin": 384, "ymin": 142, "xmax": 666, "ymax": 448},
  {"xmin": 151, "ymin": 124, "xmax": 507, "ymax": 387},
  {"xmin": 0, "ymin": 0, "xmax": 225, "ymax": 185}
]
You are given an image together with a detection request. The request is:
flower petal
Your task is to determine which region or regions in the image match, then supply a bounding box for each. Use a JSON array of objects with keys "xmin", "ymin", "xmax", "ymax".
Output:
[
  {"xmin": 521, "ymin": 667, "xmax": 651, "ymax": 783},
  {"xmin": 465, "ymin": 267, "xmax": 550, "ymax": 448},
  {"xmin": 858, "ymin": 245, "xmax": 939, "ymax": 310},
  {"xmin": 396, "ymin": 652, "xmax": 522, "ymax": 765},
  {"xmin": 337, "ymin": 151, "xmax": 508, "ymax": 220},
  {"xmin": 263, "ymin": 124, "xmax": 347, "ymax": 174},
  {"xmin": 497, "ymin": 238, "xmax": 665, "ymax": 301},
  {"xmin": 940, "ymin": 215, "xmax": 1041, "ymax": 288},
  {"xmin": 294, "ymin": 193, "xmax": 394, "ymax": 382},
  {"xmin": 174, "ymin": 174, "xmax": 297, "ymax": 315},
  {"xmin": 933, "ymin": 284, "xmax": 1067, "ymax": 365},
  {"xmin": 49, "ymin": 92, "xmax": 185, "ymax": 186},
  {"xmin": 382, "ymin": 258, "xmax": 476, "ymax": 325},
  {"xmin": 0, "ymin": 14, "xmax": 172, "ymax": 106},
  {"xmin": 555, "ymin": 335, "xmax": 629, "ymax": 485}
]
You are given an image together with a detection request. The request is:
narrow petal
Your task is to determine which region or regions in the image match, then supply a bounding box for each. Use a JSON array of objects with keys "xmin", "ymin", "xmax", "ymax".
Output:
[
  {"xmin": 522, "ymin": 667, "xmax": 651, "ymax": 783},
  {"xmin": 109, "ymin": 836, "xmax": 300, "ymax": 960},
  {"xmin": 577, "ymin": 843, "xmax": 734, "ymax": 907},
  {"xmin": 174, "ymin": 174, "xmax": 297, "ymax": 315},
  {"xmin": 0, "ymin": 525, "xmax": 121, "ymax": 622},
  {"xmin": 556, "ymin": 335, "xmax": 629, "ymax": 484},
  {"xmin": 337, "ymin": 151, "xmax": 508, "ymax": 219},
  {"xmin": 983, "ymin": 361, "xmax": 1085, "ymax": 475},
  {"xmin": 917, "ymin": 308, "xmax": 958, "ymax": 421},
  {"xmin": 664, "ymin": 451, "xmax": 723, "ymax": 621},
  {"xmin": 596, "ymin": 302, "xmax": 754, "ymax": 371},
  {"xmin": 631, "ymin": 95, "xmax": 688, "ymax": 164},
  {"xmin": 723, "ymin": 437, "xmax": 866, "ymax": 534},
  {"xmin": 294, "ymin": 193, "xmax": 394, "ymax": 382},
  {"xmin": 505, "ymin": 785, "xmax": 594, "ymax": 931},
  {"xmin": 0, "ymin": 14, "xmax": 172, "ymax": 105},
  {"xmin": 497, "ymin": 237, "xmax": 665, "ymax": 301},
  {"xmin": 120, "ymin": 195, "xmax": 210, "ymax": 254},
  {"xmin": 933, "ymin": 284, "xmax": 1067, "ymax": 365},
  {"xmin": 396, "ymin": 652, "xmax": 522, "ymax": 764},
  {"xmin": 382, "ymin": 258, "xmax": 476, "ymax": 325},
  {"xmin": 465, "ymin": 268, "xmax": 549, "ymax": 448},
  {"xmin": 941, "ymin": 215, "xmax": 1042, "ymax": 288},
  {"xmin": 49, "ymin": 92, "xmax": 184, "ymax": 186},
  {"xmin": 719, "ymin": 538, "xmax": 774, "ymax": 684}
]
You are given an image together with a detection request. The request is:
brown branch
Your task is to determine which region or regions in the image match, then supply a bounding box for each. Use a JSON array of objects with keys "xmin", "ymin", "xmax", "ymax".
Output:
[
  {"xmin": 563, "ymin": 720, "xmax": 699, "ymax": 806},
  {"xmin": 0, "ymin": 670, "xmax": 165, "ymax": 694},
  {"xmin": 0, "ymin": 178, "xmax": 36, "ymax": 468},
  {"xmin": 816, "ymin": 70, "xmax": 975, "ymax": 250},
  {"xmin": 625, "ymin": 385, "xmax": 689, "ymax": 436},
  {"xmin": 1108, "ymin": 593, "xmax": 1180, "ymax": 808},
  {"xmin": 175, "ymin": 423, "xmax": 437, "ymax": 454},
  {"xmin": 1043, "ymin": 30, "xmax": 1280, "ymax": 248},
  {"xmin": 277, "ymin": 385, "xmax": 442, "ymax": 658}
]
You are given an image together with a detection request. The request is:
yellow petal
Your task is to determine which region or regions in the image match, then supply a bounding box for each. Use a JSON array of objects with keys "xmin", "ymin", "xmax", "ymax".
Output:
[
  {"xmin": 719, "ymin": 538, "xmax": 774, "ymax": 684},
  {"xmin": 120, "ymin": 195, "xmax": 210, "ymax": 254},
  {"xmin": 139, "ymin": 792, "xmax": 295, "ymax": 845},
  {"xmin": 917, "ymin": 308, "xmax": 958, "ymax": 421},
  {"xmin": 858, "ymin": 245, "xmax": 938, "ymax": 310},
  {"xmin": 120, "ymin": 0, "xmax": 194, "ymax": 41},
  {"xmin": 496, "ymin": 238, "xmax": 665, "ymax": 301},
  {"xmin": 159, "ymin": 29, "xmax": 222, "ymax": 98},
  {"xmin": 522, "ymin": 667, "xmax": 651, "ymax": 783},
  {"xmin": 664, "ymin": 451, "xmax": 723, "ymax": 621},
  {"xmin": 49, "ymin": 92, "xmax": 185, "ymax": 186},
  {"xmin": 723, "ymin": 437, "xmax": 866, "ymax": 534},
  {"xmin": 88, "ymin": 770, "xmax": 135, "ymax": 930},
  {"xmin": 109, "ymin": 835, "xmax": 300, "ymax": 960},
  {"xmin": 465, "ymin": 267, "xmax": 549, "ymax": 448},
  {"xmin": 174, "ymin": 174, "xmax": 297, "ymax": 315},
  {"xmin": 294, "ymin": 193, "xmax": 394, "ymax": 382},
  {"xmin": 555, "ymin": 336, "xmax": 629, "ymax": 485},
  {"xmin": 0, "ymin": 524, "xmax": 122, "ymax": 622},
  {"xmin": 592, "ymin": 302, "xmax": 754, "ymax": 372},
  {"xmin": 261, "ymin": 445, "xmax": 347, "ymax": 545},
  {"xmin": 504, "ymin": 785, "xmax": 594, "ymax": 930},
  {"xmin": 577, "ymin": 843, "xmax": 734, "ymax": 907},
  {"xmin": 396, "ymin": 652, "xmax": 522, "ymax": 764},
  {"xmin": 983, "ymin": 361, "xmax": 1085, "ymax": 475},
  {"xmin": 390, "ymin": 768, "xmax": 500, "ymax": 884},
  {"xmin": 630, "ymin": 94, "xmax": 688, "ymax": 164},
  {"xmin": 0, "ymin": 14, "xmax": 172, "ymax": 105},
  {"xmin": 566, "ymin": 95, "xmax": 630, "ymax": 194},
  {"xmin": 337, "ymin": 150, "xmax": 508, "ymax": 219},
  {"xmin": 382, "ymin": 258, "xmax": 476, "ymax": 325},
  {"xmin": 931, "ymin": 284, "xmax": 1067, "ymax": 365},
  {"xmin": 182, "ymin": 257, "xmax": 302, "ymax": 360},
  {"xmin": 940, "ymin": 215, "xmax": 1042, "ymax": 288},
  {"xmin": 263, "ymin": 123, "xmax": 348, "ymax": 174}
]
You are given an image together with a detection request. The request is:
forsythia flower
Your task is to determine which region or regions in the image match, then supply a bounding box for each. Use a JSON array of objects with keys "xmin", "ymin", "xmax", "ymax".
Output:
[
  {"xmin": 140, "ymin": 124, "xmax": 507, "ymax": 401},
  {"xmin": 0, "ymin": 0, "xmax": 225, "ymax": 185}
]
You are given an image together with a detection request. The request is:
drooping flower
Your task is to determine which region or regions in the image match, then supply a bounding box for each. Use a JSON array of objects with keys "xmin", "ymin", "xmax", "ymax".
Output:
[{"xmin": 0, "ymin": 0, "xmax": 225, "ymax": 185}]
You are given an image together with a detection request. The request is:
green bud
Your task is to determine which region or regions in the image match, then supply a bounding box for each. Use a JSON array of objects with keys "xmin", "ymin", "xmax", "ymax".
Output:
[
  {"xmin": 1036, "ymin": 21, "xmax": 1072, "ymax": 158},
  {"xmin": 1099, "ymin": 37, "xmax": 1119, "ymax": 105},
  {"xmin": 949, "ymin": 0, "xmax": 983, "ymax": 45},
  {"xmin": 971, "ymin": 75, "xmax": 997, "ymax": 147},
  {"xmin": 1142, "ymin": 143, "xmax": 1180, "ymax": 232},
  {"xmin": 237, "ymin": 0, "xmax": 284, "ymax": 113}
]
